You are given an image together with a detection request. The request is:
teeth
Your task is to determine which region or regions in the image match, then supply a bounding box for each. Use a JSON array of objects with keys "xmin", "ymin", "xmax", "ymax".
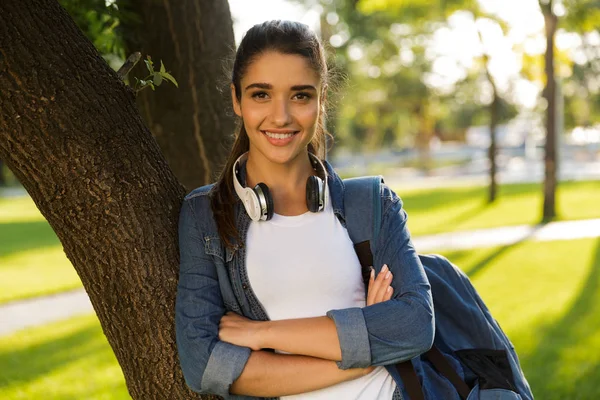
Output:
[{"xmin": 264, "ymin": 131, "xmax": 295, "ymax": 139}]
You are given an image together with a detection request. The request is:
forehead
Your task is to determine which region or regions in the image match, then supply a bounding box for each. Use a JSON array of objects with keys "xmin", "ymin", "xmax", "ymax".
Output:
[{"xmin": 242, "ymin": 51, "xmax": 321, "ymax": 89}]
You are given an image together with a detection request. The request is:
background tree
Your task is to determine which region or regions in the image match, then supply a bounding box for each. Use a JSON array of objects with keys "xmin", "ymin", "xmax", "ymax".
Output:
[
  {"xmin": 0, "ymin": 0, "xmax": 227, "ymax": 398},
  {"xmin": 57, "ymin": 0, "xmax": 236, "ymax": 190},
  {"xmin": 309, "ymin": 0, "xmax": 517, "ymax": 188},
  {"xmin": 536, "ymin": 0, "xmax": 600, "ymax": 219},
  {"xmin": 472, "ymin": 14, "xmax": 515, "ymax": 203},
  {"xmin": 118, "ymin": 0, "xmax": 237, "ymax": 190},
  {"xmin": 539, "ymin": 0, "xmax": 560, "ymax": 219}
]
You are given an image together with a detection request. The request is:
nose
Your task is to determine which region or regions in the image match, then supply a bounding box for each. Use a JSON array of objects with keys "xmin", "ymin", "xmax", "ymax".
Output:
[{"xmin": 271, "ymin": 97, "xmax": 292, "ymax": 126}]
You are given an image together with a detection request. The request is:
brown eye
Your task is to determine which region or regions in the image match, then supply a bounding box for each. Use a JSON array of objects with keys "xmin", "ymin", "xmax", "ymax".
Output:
[
  {"xmin": 251, "ymin": 91, "xmax": 269, "ymax": 100},
  {"xmin": 294, "ymin": 92, "xmax": 312, "ymax": 100}
]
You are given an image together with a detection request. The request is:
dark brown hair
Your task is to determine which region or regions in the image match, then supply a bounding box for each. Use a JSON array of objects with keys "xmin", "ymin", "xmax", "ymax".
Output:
[{"xmin": 211, "ymin": 20, "xmax": 332, "ymax": 249}]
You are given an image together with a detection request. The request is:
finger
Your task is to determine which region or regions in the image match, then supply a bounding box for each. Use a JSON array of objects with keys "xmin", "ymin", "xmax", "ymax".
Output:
[
  {"xmin": 368, "ymin": 266, "xmax": 386, "ymax": 306},
  {"xmin": 374, "ymin": 266, "xmax": 392, "ymax": 304},
  {"xmin": 384, "ymin": 285, "xmax": 393, "ymax": 301},
  {"xmin": 367, "ymin": 267, "xmax": 375, "ymax": 305}
]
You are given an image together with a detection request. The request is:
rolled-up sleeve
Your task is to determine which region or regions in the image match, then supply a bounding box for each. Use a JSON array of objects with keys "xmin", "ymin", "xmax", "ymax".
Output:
[
  {"xmin": 327, "ymin": 185, "xmax": 434, "ymax": 368},
  {"xmin": 175, "ymin": 199, "xmax": 251, "ymax": 397},
  {"xmin": 326, "ymin": 307, "xmax": 371, "ymax": 369}
]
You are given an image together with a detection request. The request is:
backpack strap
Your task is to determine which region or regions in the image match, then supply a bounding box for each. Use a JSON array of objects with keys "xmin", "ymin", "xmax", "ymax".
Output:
[
  {"xmin": 343, "ymin": 176, "xmax": 383, "ymax": 287},
  {"xmin": 343, "ymin": 176, "xmax": 383, "ymax": 245},
  {"xmin": 344, "ymin": 177, "xmax": 424, "ymax": 400},
  {"xmin": 343, "ymin": 176, "xmax": 470, "ymax": 400}
]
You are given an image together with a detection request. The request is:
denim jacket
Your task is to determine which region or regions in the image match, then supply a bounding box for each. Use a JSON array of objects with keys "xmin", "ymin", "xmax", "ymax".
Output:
[{"xmin": 175, "ymin": 161, "xmax": 435, "ymax": 399}]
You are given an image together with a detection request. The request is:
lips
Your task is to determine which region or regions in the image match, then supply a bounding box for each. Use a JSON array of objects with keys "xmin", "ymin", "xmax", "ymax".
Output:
[
  {"xmin": 262, "ymin": 130, "xmax": 298, "ymax": 139},
  {"xmin": 261, "ymin": 130, "xmax": 299, "ymax": 146}
]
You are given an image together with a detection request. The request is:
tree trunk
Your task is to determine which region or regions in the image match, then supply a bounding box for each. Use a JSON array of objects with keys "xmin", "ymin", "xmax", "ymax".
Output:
[
  {"xmin": 120, "ymin": 0, "xmax": 236, "ymax": 191},
  {"xmin": 541, "ymin": 0, "xmax": 558, "ymax": 219},
  {"xmin": 0, "ymin": 159, "xmax": 5, "ymax": 186},
  {"xmin": 488, "ymin": 89, "xmax": 499, "ymax": 203},
  {"xmin": 477, "ymin": 26, "xmax": 499, "ymax": 203},
  {"xmin": 0, "ymin": 1, "xmax": 215, "ymax": 398}
]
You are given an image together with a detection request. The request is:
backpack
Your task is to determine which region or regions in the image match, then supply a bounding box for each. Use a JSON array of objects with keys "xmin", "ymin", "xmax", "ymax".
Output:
[{"xmin": 343, "ymin": 176, "xmax": 534, "ymax": 400}]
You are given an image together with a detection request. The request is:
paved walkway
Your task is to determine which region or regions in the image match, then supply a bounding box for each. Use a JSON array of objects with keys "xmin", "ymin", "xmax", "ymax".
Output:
[
  {"xmin": 0, "ymin": 289, "xmax": 92, "ymax": 336},
  {"xmin": 1, "ymin": 218, "xmax": 599, "ymax": 337},
  {"xmin": 413, "ymin": 218, "xmax": 600, "ymax": 252}
]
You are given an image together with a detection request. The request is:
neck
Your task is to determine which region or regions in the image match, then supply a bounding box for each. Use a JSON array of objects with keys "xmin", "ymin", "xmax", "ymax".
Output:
[{"xmin": 245, "ymin": 151, "xmax": 318, "ymax": 216}]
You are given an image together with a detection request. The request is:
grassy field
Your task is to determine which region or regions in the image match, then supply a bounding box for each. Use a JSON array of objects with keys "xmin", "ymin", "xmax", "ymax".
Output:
[
  {"xmin": 400, "ymin": 179, "xmax": 600, "ymax": 236},
  {"xmin": 0, "ymin": 315, "xmax": 129, "ymax": 400},
  {"xmin": 0, "ymin": 179, "xmax": 598, "ymax": 305},
  {"xmin": 0, "ymin": 197, "xmax": 81, "ymax": 304},
  {"xmin": 1, "ymin": 237, "xmax": 599, "ymax": 399}
]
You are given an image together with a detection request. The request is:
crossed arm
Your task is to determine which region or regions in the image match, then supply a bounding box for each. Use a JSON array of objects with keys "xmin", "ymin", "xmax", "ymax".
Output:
[
  {"xmin": 176, "ymin": 192, "xmax": 434, "ymax": 398},
  {"xmin": 222, "ymin": 266, "xmax": 395, "ymax": 397}
]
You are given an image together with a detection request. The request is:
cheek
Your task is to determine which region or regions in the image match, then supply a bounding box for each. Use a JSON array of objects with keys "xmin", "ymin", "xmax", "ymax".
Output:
[
  {"xmin": 296, "ymin": 106, "xmax": 319, "ymax": 127},
  {"xmin": 240, "ymin": 105, "xmax": 265, "ymax": 127}
]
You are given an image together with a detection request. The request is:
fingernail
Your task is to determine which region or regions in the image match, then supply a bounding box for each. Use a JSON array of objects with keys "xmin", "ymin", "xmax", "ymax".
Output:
[
  {"xmin": 385, "ymin": 271, "xmax": 391, "ymax": 279},
  {"xmin": 370, "ymin": 267, "xmax": 375, "ymax": 278},
  {"xmin": 382, "ymin": 264, "xmax": 388, "ymax": 272},
  {"xmin": 387, "ymin": 287, "xmax": 392, "ymax": 293}
]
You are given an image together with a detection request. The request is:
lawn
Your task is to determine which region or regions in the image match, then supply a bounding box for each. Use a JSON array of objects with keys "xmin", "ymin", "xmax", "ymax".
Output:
[
  {"xmin": 0, "ymin": 179, "xmax": 598, "ymax": 305},
  {"xmin": 398, "ymin": 179, "xmax": 600, "ymax": 236},
  {"xmin": 0, "ymin": 314, "xmax": 130, "ymax": 399},
  {"xmin": 0, "ymin": 197, "xmax": 81, "ymax": 304},
  {"xmin": 1, "ymin": 237, "xmax": 599, "ymax": 399}
]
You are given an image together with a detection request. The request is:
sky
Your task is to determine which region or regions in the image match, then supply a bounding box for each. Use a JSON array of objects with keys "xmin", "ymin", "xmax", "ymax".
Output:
[
  {"xmin": 227, "ymin": 0, "xmax": 582, "ymax": 109},
  {"xmin": 228, "ymin": 0, "xmax": 320, "ymax": 43}
]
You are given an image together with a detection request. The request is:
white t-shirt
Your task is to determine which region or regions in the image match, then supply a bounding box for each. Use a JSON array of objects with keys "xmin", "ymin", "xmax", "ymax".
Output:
[{"xmin": 246, "ymin": 193, "xmax": 397, "ymax": 400}]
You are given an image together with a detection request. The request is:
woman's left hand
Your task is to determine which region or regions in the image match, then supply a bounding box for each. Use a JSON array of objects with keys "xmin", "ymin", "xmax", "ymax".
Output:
[{"xmin": 219, "ymin": 312, "xmax": 265, "ymax": 350}]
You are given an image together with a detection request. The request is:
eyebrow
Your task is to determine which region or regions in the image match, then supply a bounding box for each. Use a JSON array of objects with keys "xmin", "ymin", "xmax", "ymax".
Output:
[{"xmin": 244, "ymin": 83, "xmax": 318, "ymax": 92}]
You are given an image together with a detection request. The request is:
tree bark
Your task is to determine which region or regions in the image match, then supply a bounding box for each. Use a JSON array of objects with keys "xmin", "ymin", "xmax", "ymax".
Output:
[
  {"xmin": 119, "ymin": 0, "xmax": 236, "ymax": 191},
  {"xmin": 0, "ymin": 159, "xmax": 5, "ymax": 186},
  {"xmin": 541, "ymin": 0, "xmax": 558, "ymax": 219},
  {"xmin": 0, "ymin": 1, "xmax": 215, "ymax": 398}
]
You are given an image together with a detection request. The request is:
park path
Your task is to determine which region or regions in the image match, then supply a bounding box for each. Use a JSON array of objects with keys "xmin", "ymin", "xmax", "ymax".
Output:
[{"xmin": 1, "ymin": 217, "xmax": 600, "ymax": 337}]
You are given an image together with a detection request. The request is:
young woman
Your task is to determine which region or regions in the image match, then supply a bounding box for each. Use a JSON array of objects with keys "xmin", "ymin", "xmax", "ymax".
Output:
[{"xmin": 175, "ymin": 20, "xmax": 434, "ymax": 400}]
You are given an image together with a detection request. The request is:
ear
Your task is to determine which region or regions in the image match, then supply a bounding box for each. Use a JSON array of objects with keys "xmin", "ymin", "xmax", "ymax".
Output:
[
  {"xmin": 231, "ymin": 83, "xmax": 242, "ymax": 117},
  {"xmin": 319, "ymin": 86, "xmax": 328, "ymax": 112}
]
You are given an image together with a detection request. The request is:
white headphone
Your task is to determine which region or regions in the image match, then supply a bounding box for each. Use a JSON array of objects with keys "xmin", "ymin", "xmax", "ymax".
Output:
[{"xmin": 232, "ymin": 152, "xmax": 328, "ymax": 221}]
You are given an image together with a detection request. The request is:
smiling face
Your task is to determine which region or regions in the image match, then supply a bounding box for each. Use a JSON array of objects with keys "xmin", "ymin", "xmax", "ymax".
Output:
[{"xmin": 231, "ymin": 51, "xmax": 324, "ymax": 168}]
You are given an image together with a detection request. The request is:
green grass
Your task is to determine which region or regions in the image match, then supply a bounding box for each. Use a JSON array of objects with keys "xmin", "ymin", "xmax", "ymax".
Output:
[
  {"xmin": 437, "ymin": 237, "xmax": 600, "ymax": 400},
  {"xmin": 398, "ymin": 180, "xmax": 600, "ymax": 236},
  {"xmin": 0, "ymin": 314, "xmax": 130, "ymax": 399},
  {"xmin": 0, "ymin": 197, "xmax": 82, "ymax": 304},
  {"xmin": 1, "ymin": 179, "xmax": 598, "ymax": 304},
  {"xmin": 1, "ymin": 238, "xmax": 598, "ymax": 398}
]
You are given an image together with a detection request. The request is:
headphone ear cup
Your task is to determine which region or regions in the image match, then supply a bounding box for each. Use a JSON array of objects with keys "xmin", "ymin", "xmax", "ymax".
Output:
[
  {"xmin": 255, "ymin": 182, "xmax": 274, "ymax": 221},
  {"xmin": 306, "ymin": 176, "xmax": 321, "ymax": 213}
]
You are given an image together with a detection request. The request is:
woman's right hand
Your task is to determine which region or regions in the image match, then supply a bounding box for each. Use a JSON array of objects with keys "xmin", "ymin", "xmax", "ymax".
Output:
[{"xmin": 366, "ymin": 264, "xmax": 393, "ymax": 306}]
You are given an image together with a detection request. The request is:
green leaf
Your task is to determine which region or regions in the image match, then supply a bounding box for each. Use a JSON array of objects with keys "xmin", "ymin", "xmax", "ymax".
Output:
[
  {"xmin": 160, "ymin": 60, "xmax": 166, "ymax": 74},
  {"xmin": 149, "ymin": 81, "xmax": 155, "ymax": 91},
  {"xmin": 153, "ymin": 72, "xmax": 163, "ymax": 86},
  {"xmin": 161, "ymin": 72, "xmax": 179, "ymax": 88},
  {"xmin": 144, "ymin": 59, "xmax": 154, "ymax": 74},
  {"xmin": 144, "ymin": 55, "xmax": 154, "ymax": 74}
]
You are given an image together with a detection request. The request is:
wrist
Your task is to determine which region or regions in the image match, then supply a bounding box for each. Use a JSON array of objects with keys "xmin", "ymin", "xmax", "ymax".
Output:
[
  {"xmin": 363, "ymin": 365, "xmax": 376, "ymax": 376},
  {"xmin": 256, "ymin": 320, "xmax": 273, "ymax": 350}
]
